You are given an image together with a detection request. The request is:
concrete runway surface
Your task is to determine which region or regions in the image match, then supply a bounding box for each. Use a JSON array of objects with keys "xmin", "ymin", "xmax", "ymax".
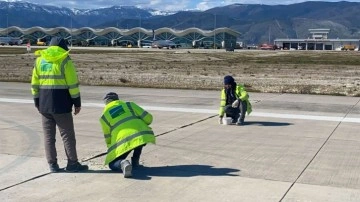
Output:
[{"xmin": 1, "ymin": 82, "xmax": 360, "ymax": 202}]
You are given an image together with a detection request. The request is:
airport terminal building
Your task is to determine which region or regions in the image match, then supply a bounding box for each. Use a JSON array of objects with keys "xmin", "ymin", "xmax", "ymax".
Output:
[
  {"xmin": 274, "ymin": 29, "xmax": 360, "ymax": 50},
  {"xmin": 0, "ymin": 26, "xmax": 239, "ymax": 49}
]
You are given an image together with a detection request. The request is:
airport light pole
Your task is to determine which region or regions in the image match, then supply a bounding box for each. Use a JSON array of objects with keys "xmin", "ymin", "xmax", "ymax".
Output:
[
  {"xmin": 139, "ymin": 14, "xmax": 141, "ymax": 39},
  {"xmin": 6, "ymin": 13, "xmax": 9, "ymax": 37},
  {"xmin": 6, "ymin": 2, "xmax": 9, "ymax": 37},
  {"xmin": 269, "ymin": 26, "xmax": 271, "ymax": 44},
  {"xmin": 213, "ymin": 13, "xmax": 216, "ymax": 49},
  {"xmin": 70, "ymin": 14, "xmax": 73, "ymax": 48},
  {"xmin": 134, "ymin": 4, "xmax": 148, "ymax": 48},
  {"xmin": 135, "ymin": 11, "xmax": 142, "ymax": 48}
]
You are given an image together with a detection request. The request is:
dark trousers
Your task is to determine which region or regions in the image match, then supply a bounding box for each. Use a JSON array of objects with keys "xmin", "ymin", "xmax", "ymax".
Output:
[
  {"xmin": 41, "ymin": 113, "xmax": 78, "ymax": 165},
  {"xmin": 109, "ymin": 145, "xmax": 144, "ymax": 171},
  {"xmin": 224, "ymin": 100, "xmax": 247, "ymax": 122}
]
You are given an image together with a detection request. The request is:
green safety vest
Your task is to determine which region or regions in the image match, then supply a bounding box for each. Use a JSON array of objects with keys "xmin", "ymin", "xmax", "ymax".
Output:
[
  {"xmin": 100, "ymin": 100, "xmax": 156, "ymax": 165},
  {"xmin": 219, "ymin": 84, "xmax": 252, "ymax": 117}
]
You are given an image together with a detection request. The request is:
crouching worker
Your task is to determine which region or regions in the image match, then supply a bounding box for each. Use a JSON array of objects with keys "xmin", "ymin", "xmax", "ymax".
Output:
[
  {"xmin": 99, "ymin": 92, "xmax": 156, "ymax": 178},
  {"xmin": 219, "ymin": 75, "xmax": 252, "ymax": 126}
]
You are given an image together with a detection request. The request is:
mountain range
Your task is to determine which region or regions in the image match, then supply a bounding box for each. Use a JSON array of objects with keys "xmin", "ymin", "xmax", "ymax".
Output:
[{"xmin": 1, "ymin": 1, "xmax": 360, "ymax": 44}]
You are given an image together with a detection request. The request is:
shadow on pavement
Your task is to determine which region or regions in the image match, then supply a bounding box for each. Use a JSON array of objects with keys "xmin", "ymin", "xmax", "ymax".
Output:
[
  {"xmin": 72, "ymin": 165, "xmax": 240, "ymax": 180},
  {"xmin": 132, "ymin": 164, "xmax": 240, "ymax": 180},
  {"xmin": 244, "ymin": 121, "xmax": 292, "ymax": 126}
]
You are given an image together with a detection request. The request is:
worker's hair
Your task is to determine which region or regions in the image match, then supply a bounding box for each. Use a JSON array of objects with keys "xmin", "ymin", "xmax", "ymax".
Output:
[
  {"xmin": 223, "ymin": 75, "xmax": 235, "ymax": 85},
  {"xmin": 49, "ymin": 36, "xmax": 69, "ymax": 51},
  {"xmin": 103, "ymin": 92, "xmax": 119, "ymax": 104}
]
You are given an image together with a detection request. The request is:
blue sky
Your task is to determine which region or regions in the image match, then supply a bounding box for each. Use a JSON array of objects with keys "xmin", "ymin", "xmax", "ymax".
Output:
[{"xmin": 4, "ymin": 0, "xmax": 360, "ymax": 11}]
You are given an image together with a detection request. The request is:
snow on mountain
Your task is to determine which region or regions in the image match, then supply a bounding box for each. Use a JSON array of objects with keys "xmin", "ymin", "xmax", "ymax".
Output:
[{"xmin": 0, "ymin": 1, "xmax": 176, "ymax": 17}]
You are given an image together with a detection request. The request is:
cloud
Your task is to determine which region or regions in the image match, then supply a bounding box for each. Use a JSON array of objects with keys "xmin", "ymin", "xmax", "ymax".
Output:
[
  {"xmin": 138, "ymin": 0, "xmax": 191, "ymax": 11},
  {"xmin": 196, "ymin": 0, "xmax": 219, "ymax": 10}
]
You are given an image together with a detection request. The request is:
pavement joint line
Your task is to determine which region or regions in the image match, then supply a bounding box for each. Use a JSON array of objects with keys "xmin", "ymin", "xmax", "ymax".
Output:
[
  {"xmin": 0, "ymin": 172, "xmax": 51, "ymax": 192},
  {"xmin": 1, "ymin": 97, "xmax": 360, "ymax": 123},
  {"xmin": 279, "ymin": 98, "xmax": 360, "ymax": 202},
  {"xmin": 82, "ymin": 114, "xmax": 218, "ymax": 162}
]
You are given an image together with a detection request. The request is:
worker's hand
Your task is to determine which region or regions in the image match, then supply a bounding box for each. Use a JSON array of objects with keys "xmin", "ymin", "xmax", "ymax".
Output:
[
  {"xmin": 74, "ymin": 107, "xmax": 81, "ymax": 115},
  {"xmin": 232, "ymin": 99, "xmax": 240, "ymax": 108},
  {"xmin": 219, "ymin": 117, "xmax": 223, "ymax": 125}
]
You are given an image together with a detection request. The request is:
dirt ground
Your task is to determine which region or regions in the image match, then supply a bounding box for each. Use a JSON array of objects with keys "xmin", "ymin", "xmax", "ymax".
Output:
[{"xmin": 1, "ymin": 47, "xmax": 360, "ymax": 96}]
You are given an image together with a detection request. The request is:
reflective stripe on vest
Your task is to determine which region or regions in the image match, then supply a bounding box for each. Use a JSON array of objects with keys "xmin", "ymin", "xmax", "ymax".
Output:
[
  {"xmin": 126, "ymin": 102, "xmax": 148, "ymax": 119},
  {"xmin": 34, "ymin": 85, "xmax": 69, "ymax": 89},
  {"xmin": 110, "ymin": 115, "xmax": 137, "ymax": 131},
  {"xmin": 101, "ymin": 115, "xmax": 111, "ymax": 128},
  {"xmin": 38, "ymin": 75, "xmax": 65, "ymax": 79},
  {"xmin": 107, "ymin": 130, "xmax": 154, "ymax": 153},
  {"xmin": 126, "ymin": 102, "xmax": 136, "ymax": 116},
  {"xmin": 104, "ymin": 133, "xmax": 111, "ymax": 139},
  {"xmin": 139, "ymin": 111, "xmax": 148, "ymax": 119}
]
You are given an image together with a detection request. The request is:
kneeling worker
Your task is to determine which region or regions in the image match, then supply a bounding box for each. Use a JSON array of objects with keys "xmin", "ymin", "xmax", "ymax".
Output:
[
  {"xmin": 99, "ymin": 92, "xmax": 156, "ymax": 178},
  {"xmin": 219, "ymin": 75, "xmax": 252, "ymax": 125}
]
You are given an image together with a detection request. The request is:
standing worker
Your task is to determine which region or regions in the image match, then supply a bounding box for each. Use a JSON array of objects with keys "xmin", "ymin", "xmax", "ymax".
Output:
[
  {"xmin": 219, "ymin": 75, "xmax": 252, "ymax": 125},
  {"xmin": 100, "ymin": 92, "xmax": 156, "ymax": 178},
  {"xmin": 31, "ymin": 36, "xmax": 88, "ymax": 172}
]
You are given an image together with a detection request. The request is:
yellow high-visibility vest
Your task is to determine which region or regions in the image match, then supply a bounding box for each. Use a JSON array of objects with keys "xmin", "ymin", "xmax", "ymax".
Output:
[{"xmin": 100, "ymin": 100, "xmax": 156, "ymax": 165}]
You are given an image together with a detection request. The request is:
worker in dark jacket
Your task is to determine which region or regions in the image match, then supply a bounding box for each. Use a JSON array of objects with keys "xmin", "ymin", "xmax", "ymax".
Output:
[
  {"xmin": 219, "ymin": 75, "xmax": 252, "ymax": 125},
  {"xmin": 31, "ymin": 37, "xmax": 88, "ymax": 172}
]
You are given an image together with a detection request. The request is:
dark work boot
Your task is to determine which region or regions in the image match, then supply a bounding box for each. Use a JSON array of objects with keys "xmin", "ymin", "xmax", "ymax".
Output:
[
  {"xmin": 231, "ymin": 118, "xmax": 237, "ymax": 124},
  {"xmin": 236, "ymin": 117, "xmax": 244, "ymax": 126},
  {"xmin": 66, "ymin": 162, "xmax": 89, "ymax": 172},
  {"xmin": 49, "ymin": 163, "xmax": 61, "ymax": 173},
  {"xmin": 232, "ymin": 112, "xmax": 240, "ymax": 124}
]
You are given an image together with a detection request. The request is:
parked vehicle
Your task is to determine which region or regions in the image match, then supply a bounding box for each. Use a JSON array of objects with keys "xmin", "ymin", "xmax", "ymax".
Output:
[
  {"xmin": 260, "ymin": 43, "xmax": 279, "ymax": 50},
  {"xmin": 36, "ymin": 38, "xmax": 47, "ymax": 46},
  {"xmin": 341, "ymin": 44, "xmax": 356, "ymax": 51},
  {"xmin": 0, "ymin": 37, "xmax": 22, "ymax": 46},
  {"xmin": 151, "ymin": 40, "xmax": 178, "ymax": 49}
]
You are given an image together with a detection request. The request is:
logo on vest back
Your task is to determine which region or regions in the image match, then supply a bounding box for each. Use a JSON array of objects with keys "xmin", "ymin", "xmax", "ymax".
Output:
[
  {"xmin": 109, "ymin": 106, "xmax": 125, "ymax": 119},
  {"xmin": 40, "ymin": 59, "xmax": 53, "ymax": 72}
]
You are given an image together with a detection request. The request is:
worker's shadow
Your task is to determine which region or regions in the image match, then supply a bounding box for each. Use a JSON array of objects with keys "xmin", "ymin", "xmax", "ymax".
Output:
[
  {"xmin": 131, "ymin": 164, "xmax": 240, "ymax": 180},
  {"xmin": 244, "ymin": 121, "xmax": 292, "ymax": 127}
]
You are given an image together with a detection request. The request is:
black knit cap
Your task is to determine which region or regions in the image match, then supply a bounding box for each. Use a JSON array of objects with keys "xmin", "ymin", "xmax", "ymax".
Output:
[
  {"xmin": 103, "ymin": 92, "xmax": 119, "ymax": 104},
  {"xmin": 223, "ymin": 75, "xmax": 235, "ymax": 85},
  {"xmin": 49, "ymin": 36, "xmax": 69, "ymax": 51}
]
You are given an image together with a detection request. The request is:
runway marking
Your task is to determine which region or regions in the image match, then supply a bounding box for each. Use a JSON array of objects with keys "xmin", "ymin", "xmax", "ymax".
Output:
[{"xmin": 1, "ymin": 97, "xmax": 360, "ymax": 123}]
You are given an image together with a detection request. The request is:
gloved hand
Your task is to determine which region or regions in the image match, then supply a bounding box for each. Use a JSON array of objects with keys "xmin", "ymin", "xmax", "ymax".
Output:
[
  {"xmin": 232, "ymin": 99, "xmax": 240, "ymax": 108},
  {"xmin": 219, "ymin": 117, "xmax": 223, "ymax": 124}
]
